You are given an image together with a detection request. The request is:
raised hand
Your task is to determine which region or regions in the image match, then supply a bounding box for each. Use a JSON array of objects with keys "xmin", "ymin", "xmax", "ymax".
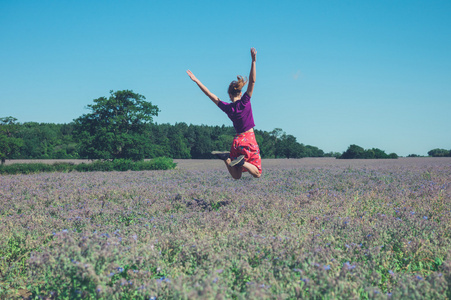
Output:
[
  {"xmin": 250, "ymin": 48, "xmax": 257, "ymax": 62},
  {"xmin": 186, "ymin": 70, "xmax": 198, "ymax": 82}
]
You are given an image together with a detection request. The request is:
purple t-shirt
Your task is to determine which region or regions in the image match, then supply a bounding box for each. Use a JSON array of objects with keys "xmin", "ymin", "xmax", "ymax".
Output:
[{"xmin": 217, "ymin": 92, "xmax": 255, "ymax": 134}]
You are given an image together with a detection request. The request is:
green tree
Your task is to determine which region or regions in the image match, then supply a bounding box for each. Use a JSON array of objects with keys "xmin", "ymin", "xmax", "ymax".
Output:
[
  {"xmin": 18, "ymin": 122, "xmax": 58, "ymax": 159},
  {"xmin": 428, "ymin": 148, "xmax": 450, "ymax": 157},
  {"xmin": 304, "ymin": 145, "xmax": 325, "ymax": 157},
  {"xmin": 214, "ymin": 134, "xmax": 233, "ymax": 152},
  {"xmin": 73, "ymin": 90, "xmax": 159, "ymax": 161},
  {"xmin": 340, "ymin": 145, "xmax": 398, "ymax": 159},
  {"xmin": 369, "ymin": 148, "xmax": 389, "ymax": 159},
  {"xmin": 0, "ymin": 117, "xmax": 24, "ymax": 164},
  {"xmin": 340, "ymin": 144, "xmax": 366, "ymax": 159},
  {"xmin": 145, "ymin": 123, "xmax": 170, "ymax": 158},
  {"xmin": 14, "ymin": 122, "xmax": 77, "ymax": 159},
  {"xmin": 276, "ymin": 134, "xmax": 300, "ymax": 158},
  {"xmin": 388, "ymin": 153, "xmax": 399, "ymax": 159},
  {"xmin": 167, "ymin": 126, "xmax": 191, "ymax": 158},
  {"xmin": 191, "ymin": 126, "xmax": 212, "ymax": 158},
  {"xmin": 270, "ymin": 128, "xmax": 284, "ymax": 140},
  {"xmin": 255, "ymin": 130, "xmax": 276, "ymax": 158},
  {"xmin": 324, "ymin": 151, "xmax": 341, "ymax": 158}
]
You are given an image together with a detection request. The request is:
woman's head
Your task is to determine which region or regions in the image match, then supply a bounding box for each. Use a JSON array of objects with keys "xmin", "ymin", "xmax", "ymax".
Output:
[{"xmin": 228, "ymin": 75, "xmax": 248, "ymax": 100}]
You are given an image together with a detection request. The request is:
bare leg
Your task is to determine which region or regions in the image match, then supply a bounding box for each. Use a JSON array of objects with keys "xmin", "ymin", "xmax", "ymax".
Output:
[
  {"xmin": 224, "ymin": 159, "xmax": 260, "ymax": 179},
  {"xmin": 224, "ymin": 158, "xmax": 242, "ymax": 179},
  {"xmin": 243, "ymin": 162, "xmax": 261, "ymax": 178}
]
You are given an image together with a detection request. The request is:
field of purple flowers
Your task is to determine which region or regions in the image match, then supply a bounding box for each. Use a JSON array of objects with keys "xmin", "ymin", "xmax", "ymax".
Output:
[{"xmin": 1, "ymin": 158, "xmax": 451, "ymax": 299}]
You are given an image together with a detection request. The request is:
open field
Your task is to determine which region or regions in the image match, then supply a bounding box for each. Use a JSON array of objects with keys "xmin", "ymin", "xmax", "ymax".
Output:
[
  {"xmin": 5, "ymin": 157, "xmax": 451, "ymax": 171},
  {"xmin": 173, "ymin": 157, "xmax": 451, "ymax": 171},
  {"xmin": 1, "ymin": 158, "xmax": 451, "ymax": 299},
  {"xmin": 5, "ymin": 157, "xmax": 451, "ymax": 169}
]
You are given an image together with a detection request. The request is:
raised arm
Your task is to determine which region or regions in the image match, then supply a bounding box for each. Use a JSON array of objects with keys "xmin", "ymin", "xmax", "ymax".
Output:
[
  {"xmin": 186, "ymin": 70, "xmax": 220, "ymax": 106},
  {"xmin": 246, "ymin": 48, "xmax": 257, "ymax": 97}
]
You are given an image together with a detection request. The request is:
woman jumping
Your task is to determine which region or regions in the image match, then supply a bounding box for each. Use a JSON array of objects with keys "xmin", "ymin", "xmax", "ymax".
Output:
[{"xmin": 186, "ymin": 48, "xmax": 262, "ymax": 179}]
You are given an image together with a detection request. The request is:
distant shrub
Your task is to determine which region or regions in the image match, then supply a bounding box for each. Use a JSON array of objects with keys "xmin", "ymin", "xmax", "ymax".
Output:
[
  {"xmin": 428, "ymin": 148, "xmax": 450, "ymax": 157},
  {"xmin": 143, "ymin": 157, "xmax": 177, "ymax": 170},
  {"xmin": 0, "ymin": 163, "xmax": 55, "ymax": 175},
  {"xmin": 75, "ymin": 160, "xmax": 114, "ymax": 172},
  {"xmin": 112, "ymin": 159, "xmax": 134, "ymax": 171},
  {"xmin": 0, "ymin": 158, "xmax": 176, "ymax": 175},
  {"xmin": 339, "ymin": 144, "xmax": 398, "ymax": 159},
  {"xmin": 339, "ymin": 144, "xmax": 366, "ymax": 159},
  {"xmin": 52, "ymin": 162, "xmax": 75, "ymax": 172},
  {"xmin": 388, "ymin": 153, "xmax": 398, "ymax": 159}
]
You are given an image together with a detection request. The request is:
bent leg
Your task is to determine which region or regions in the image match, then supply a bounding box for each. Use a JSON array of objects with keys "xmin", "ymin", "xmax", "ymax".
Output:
[
  {"xmin": 243, "ymin": 162, "xmax": 261, "ymax": 178},
  {"xmin": 224, "ymin": 159, "xmax": 242, "ymax": 179}
]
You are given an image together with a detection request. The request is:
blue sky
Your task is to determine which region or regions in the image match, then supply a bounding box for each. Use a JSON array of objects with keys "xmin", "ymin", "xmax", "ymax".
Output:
[{"xmin": 1, "ymin": 0, "xmax": 450, "ymax": 156}]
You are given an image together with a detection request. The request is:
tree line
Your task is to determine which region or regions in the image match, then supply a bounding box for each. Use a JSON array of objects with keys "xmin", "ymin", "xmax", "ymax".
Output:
[
  {"xmin": 0, "ymin": 119, "xmax": 328, "ymax": 162},
  {"xmin": 0, "ymin": 90, "xmax": 328, "ymax": 162},
  {"xmin": 425, "ymin": 149, "xmax": 451, "ymax": 157},
  {"xmin": 339, "ymin": 144, "xmax": 399, "ymax": 159},
  {"xmin": 9, "ymin": 89, "xmax": 448, "ymax": 163}
]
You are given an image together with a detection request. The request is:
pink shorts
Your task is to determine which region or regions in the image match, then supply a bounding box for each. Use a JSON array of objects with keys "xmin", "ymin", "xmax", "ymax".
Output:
[{"xmin": 230, "ymin": 131, "xmax": 262, "ymax": 173}]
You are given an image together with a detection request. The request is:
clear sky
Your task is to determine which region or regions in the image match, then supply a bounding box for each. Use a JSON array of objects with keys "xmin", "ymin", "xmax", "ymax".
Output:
[{"xmin": 1, "ymin": 0, "xmax": 450, "ymax": 156}]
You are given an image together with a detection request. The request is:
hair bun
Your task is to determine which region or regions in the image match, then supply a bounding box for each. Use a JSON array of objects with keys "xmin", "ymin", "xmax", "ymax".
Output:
[{"xmin": 228, "ymin": 75, "xmax": 248, "ymax": 97}]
